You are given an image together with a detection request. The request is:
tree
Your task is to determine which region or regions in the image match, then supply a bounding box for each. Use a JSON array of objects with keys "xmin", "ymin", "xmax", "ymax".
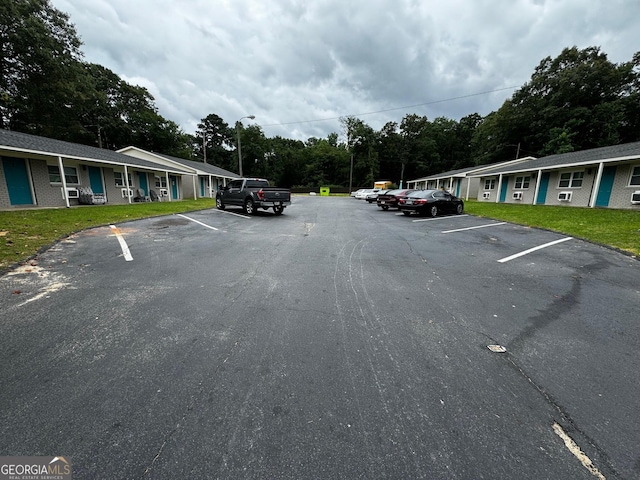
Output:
[
  {"xmin": 452, "ymin": 113, "xmax": 482, "ymax": 169},
  {"xmin": 378, "ymin": 121, "xmax": 402, "ymax": 184},
  {"xmin": 399, "ymin": 114, "xmax": 437, "ymax": 182},
  {"xmin": 237, "ymin": 124, "xmax": 268, "ymax": 178},
  {"xmin": 616, "ymin": 51, "xmax": 640, "ymax": 143},
  {"xmin": 1, "ymin": 0, "xmax": 84, "ymax": 135},
  {"xmin": 196, "ymin": 114, "xmax": 234, "ymax": 169},
  {"xmin": 268, "ymin": 136, "xmax": 306, "ymax": 187},
  {"xmin": 505, "ymin": 46, "xmax": 638, "ymax": 154},
  {"xmin": 340, "ymin": 116, "xmax": 379, "ymax": 187}
]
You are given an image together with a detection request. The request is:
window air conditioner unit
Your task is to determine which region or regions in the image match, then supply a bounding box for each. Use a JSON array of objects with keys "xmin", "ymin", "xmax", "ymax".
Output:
[
  {"xmin": 63, "ymin": 187, "xmax": 79, "ymax": 199},
  {"xmin": 121, "ymin": 188, "xmax": 133, "ymax": 198},
  {"xmin": 159, "ymin": 188, "xmax": 169, "ymax": 197},
  {"xmin": 558, "ymin": 191, "xmax": 572, "ymax": 202},
  {"xmin": 512, "ymin": 191, "xmax": 523, "ymax": 200},
  {"xmin": 482, "ymin": 192, "xmax": 491, "ymax": 200},
  {"xmin": 631, "ymin": 191, "xmax": 640, "ymax": 205}
]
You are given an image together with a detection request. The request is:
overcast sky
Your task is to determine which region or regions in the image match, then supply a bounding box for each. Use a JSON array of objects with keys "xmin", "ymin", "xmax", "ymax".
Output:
[{"xmin": 50, "ymin": 0, "xmax": 639, "ymax": 141}]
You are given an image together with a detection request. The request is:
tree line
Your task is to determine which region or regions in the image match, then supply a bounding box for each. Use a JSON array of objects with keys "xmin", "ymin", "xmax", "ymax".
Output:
[{"xmin": 2, "ymin": 0, "xmax": 640, "ymax": 188}]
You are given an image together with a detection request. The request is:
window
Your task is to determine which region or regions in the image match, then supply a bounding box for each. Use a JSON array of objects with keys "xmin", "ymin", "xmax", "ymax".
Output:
[
  {"xmin": 630, "ymin": 166, "xmax": 640, "ymax": 186},
  {"xmin": 246, "ymin": 180, "xmax": 269, "ymax": 188},
  {"xmin": 484, "ymin": 178, "xmax": 496, "ymax": 190},
  {"xmin": 48, "ymin": 165, "xmax": 79, "ymax": 184},
  {"xmin": 114, "ymin": 171, "xmax": 133, "ymax": 187},
  {"xmin": 514, "ymin": 176, "xmax": 531, "ymax": 189},
  {"xmin": 558, "ymin": 171, "xmax": 584, "ymax": 188},
  {"xmin": 155, "ymin": 176, "xmax": 168, "ymax": 188}
]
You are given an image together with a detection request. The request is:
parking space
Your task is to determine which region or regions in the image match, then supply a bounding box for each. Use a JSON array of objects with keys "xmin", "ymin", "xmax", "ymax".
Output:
[
  {"xmin": 2, "ymin": 195, "xmax": 639, "ymax": 479},
  {"xmin": 360, "ymin": 199, "xmax": 578, "ymax": 265}
]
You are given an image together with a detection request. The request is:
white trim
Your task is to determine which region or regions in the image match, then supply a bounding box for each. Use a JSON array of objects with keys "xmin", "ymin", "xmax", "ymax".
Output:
[
  {"xmin": 590, "ymin": 162, "xmax": 605, "ymax": 208},
  {"xmin": 558, "ymin": 170, "xmax": 584, "ymax": 189},
  {"xmin": 124, "ymin": 165, "xmax": 132, "ymax": 204},
  {"xmin": 0, "ymin": 144, "xmax": 188, "ymax": 174},
  {"xmin": 629, "ymin": 164, "xmax": 640, "ymax": 187},
  {"xmin": 57, "ymin": 156, "xmax": 70, "ymax": 208},
  {"xmin": 532, "ymin": 169, "xmax": 543, "ymax": 205}
]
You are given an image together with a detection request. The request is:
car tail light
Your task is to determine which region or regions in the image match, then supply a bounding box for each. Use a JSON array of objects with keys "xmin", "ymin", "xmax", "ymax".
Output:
[
  {"xmin": 398, "ymin": 198, "xmax": 405, "ymax": 204},
  {"xmin": 257, "ymin": 189, "xmax": 265, "ymax": 200},
  {"xmin": 415, "ymin": 199, "xmax": 427, "ymax": 204}
]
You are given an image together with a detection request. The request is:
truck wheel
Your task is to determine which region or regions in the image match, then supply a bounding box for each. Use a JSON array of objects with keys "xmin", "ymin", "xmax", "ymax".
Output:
[
  {"xmin": 273, "ymin": 205, "xmax": 284, "ymax": 215},
  {"xmin": 243, "ymin": 198, "xmax": 255, "ymax": 215},
  {"xmin": 216, "ymin": 197, "xmax": 225, "ymax": 210}
]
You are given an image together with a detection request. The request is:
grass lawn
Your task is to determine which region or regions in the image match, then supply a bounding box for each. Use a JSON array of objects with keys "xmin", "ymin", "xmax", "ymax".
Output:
[
  {"xmin": 1, "ymin": 198, "xmax": 638, "ymax": 271},
  {"xmin": 465, "ymin": 201, "xmax": 640, "ymax": 257},
  {"xmin": 0, "ymin": 199, "xmax": 216, "ymax": 271}
]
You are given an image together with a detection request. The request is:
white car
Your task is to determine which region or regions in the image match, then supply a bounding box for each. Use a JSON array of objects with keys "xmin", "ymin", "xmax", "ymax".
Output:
[
  {"xmin": 355, "ymin": 188, "xmax": 378, "ymax": 200},
  {"xmin": 350, "ymin": 189, "xmax": 366, "ymax": 197},
  {"xmin": 366, "ymin": 189, "xmax": 386, "ymax": 203}
]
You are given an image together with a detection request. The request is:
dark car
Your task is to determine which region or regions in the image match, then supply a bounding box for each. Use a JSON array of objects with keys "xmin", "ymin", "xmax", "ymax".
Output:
[
  {"xmin": 376, "ymin": 189, "xmax": 415, "ymax": 210},
  {"xmin": 397, "ymin": 190, "xmax": 464, "ymax": 217}
]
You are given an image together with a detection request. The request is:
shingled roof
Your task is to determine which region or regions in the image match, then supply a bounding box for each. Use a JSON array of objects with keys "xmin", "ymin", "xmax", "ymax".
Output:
[
  {"xmin": 151, "ymin": 152, "xmax": 239, "ymax": 178},
  {"xmin": 470, "ymin": 141, "xmax": 640, "ymax": 176},
  {"xmin": 0, "ymin": 129, "xmax": 191, "ymax": 174},
  {"xmin": 409, "ymin": 157, "xmax": 538, "ymax": 183}
]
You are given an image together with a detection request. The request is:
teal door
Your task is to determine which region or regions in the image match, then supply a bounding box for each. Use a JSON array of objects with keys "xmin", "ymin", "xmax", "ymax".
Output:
[
  {"xmin": 536, "ymin": 172, "xmax": 550, "ymax": 204},
  {"xmin": 2, "ymin": 157, "xmax": 34, "ymax": 205},
  {"xmin": 170, "ymin": 176, "xmax": 178, "ymax": 199},
  {"xmin": 200, "ymin": 177, "xmax": 206, "ymax": 196},
  {"xmin": 499, "ymin": 177, "xmax": 509, "ymax": 202},
  {"xmin": 595, "ymin": 166, "xmax": 616, "ymax": 207},
  {"xmin": 455, "ymin": 180, "xmax": 461, "ymax": 197},
  {"xmin": 137, "ymin": 172, "xmax": 148, "ymax": 194},
  {"xmin": 88, "ymin": 166, "xmax": 104, "ymax": 194}
]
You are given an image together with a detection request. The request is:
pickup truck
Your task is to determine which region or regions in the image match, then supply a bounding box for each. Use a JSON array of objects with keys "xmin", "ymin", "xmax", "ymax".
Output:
[{"xmin": 216, "ymin": 178, "xmax": 291, "ymax": 215}]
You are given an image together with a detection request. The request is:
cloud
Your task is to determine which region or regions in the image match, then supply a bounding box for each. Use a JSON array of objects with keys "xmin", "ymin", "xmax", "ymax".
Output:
[{"xmin": 52, "ymin": 0, "xmax": 640, "ymax": 141}]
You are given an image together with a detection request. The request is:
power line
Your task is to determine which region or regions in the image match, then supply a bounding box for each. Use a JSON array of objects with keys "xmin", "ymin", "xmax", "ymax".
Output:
[{"xmin": 259, "ymin": 85, "xmax": 520, "ymax": 128}]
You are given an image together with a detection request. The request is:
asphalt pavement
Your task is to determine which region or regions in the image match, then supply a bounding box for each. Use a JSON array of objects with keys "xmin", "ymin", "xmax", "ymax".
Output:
[{"xmin": 1, "ymin": 196, "xmax": 638, "ymax": 479}]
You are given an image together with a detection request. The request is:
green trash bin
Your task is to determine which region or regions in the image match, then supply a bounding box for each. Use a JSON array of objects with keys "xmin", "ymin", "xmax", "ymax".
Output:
[{"xmin": 320, "ymin": 187, "xmax": 330, "ymax": 196}]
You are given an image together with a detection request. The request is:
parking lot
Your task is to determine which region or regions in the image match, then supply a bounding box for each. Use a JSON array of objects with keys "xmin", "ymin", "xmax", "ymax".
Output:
[{"xmin": 1, "ymin": 196, "xmax": 638, "ymax": 479}]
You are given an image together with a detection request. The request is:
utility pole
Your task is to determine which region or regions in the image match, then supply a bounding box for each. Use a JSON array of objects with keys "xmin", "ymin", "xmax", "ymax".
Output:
[{"xmin": 203, "ymin": 133, "xmax": 207, "ymax": 164}]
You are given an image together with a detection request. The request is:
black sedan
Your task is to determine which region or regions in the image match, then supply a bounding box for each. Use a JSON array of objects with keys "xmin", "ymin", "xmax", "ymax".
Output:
[
  {"xmin": 376, "ymin": 189, "xmax": 415, "ymax": 210},
  {"xmin": 397, "ymin": 190, "xmax": 464, "ymax": 217}
]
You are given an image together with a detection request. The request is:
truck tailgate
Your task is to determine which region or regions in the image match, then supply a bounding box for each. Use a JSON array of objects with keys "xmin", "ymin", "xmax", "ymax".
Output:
[{"xmin": 261, "ymin": 188, "xmax": 290, "ymax": 202}]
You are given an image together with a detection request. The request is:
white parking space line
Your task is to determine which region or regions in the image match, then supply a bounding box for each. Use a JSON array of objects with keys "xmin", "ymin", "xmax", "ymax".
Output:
[
  {"xmin": 177, "ymin": 214, "xmax": 219, "ymax": 230},
  {"xmin": 211, "ymin": 209, "xmax": 250, "ymax": 219},
  {"xmin": 110, "ymin": 225, "xmax": 133, "ymax": 261},
  {"xmin": 552, "ymin": 423, "xmax": 606, "ymax": 480},
  {"xmin": 498, "ymin": 237, "xmax": 573, "ymax": 263},
  {"xmin": 442, "ymin": 221, "xmax": 506, "ymax": 232},
  {"xmin": 412, "ymin": 214, "xmax": 469, "ymax": 223}
]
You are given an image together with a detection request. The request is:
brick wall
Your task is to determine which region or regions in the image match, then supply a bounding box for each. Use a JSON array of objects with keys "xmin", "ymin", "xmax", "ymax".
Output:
[
  {"xmin": 32, "ymin": 160, "xmax": 68, "ymax": 207},
  {"xmin": 0, "ymin": 158, "xmax": 10, "ymax": 208},
  {"xmin": 608, "ymin": 164, "xmax": 640, "ymax": 210}
]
